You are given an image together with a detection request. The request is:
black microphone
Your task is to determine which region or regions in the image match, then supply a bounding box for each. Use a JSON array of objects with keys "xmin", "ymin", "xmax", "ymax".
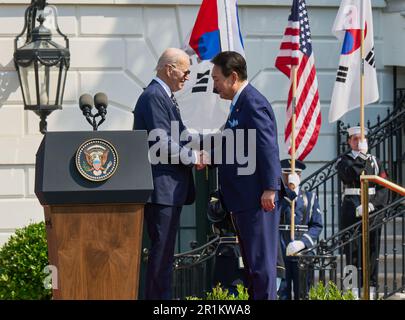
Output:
[
  {"xmin": 94, "ymin": 92, "xmax": 108, "ymax": 127},
  {"xmin": 94, "ymin": 92, "xmax": 108, "ymax": 114},
  {"xmin": 79, "ymin": 93, "xmax": 93, "ymax": 117}
]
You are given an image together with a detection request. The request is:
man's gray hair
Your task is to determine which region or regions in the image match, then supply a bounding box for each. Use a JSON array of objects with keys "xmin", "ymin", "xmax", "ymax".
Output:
[{"xmin": 155, "ymin": 48, "xmax": 190, "ymax": 71}]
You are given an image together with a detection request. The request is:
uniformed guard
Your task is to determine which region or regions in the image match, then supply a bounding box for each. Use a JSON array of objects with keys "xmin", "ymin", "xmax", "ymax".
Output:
[
  {"xmin": 336, "ymin": 126, "xmax": 389, "ymax": 295},
  {"xmin": 278, "ymin": 159, "xmax": 323, "ymax": 300}
]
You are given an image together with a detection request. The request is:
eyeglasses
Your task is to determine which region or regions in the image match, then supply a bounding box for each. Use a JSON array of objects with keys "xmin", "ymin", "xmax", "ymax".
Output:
[{"xmin": 169, "ymin": 64, "xmax": 191, "ymax": 77}]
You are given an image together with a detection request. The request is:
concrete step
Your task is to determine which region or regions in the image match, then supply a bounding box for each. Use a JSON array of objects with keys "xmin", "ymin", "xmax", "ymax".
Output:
[
  {"xmin": 308, "ymin": 254, "xmax": 404, "ymax": 288},
  {"xmin": 328, "ymin": 253, "xmax": 404, "ymax": 274},
  {"xmin": 377, "ymin": 273, "xmax": 404, "ymax": 292},
  {"xmin": 317, "ymin": 215, "xmax": 404, "ymax": 243},
  {"xmin": 385, "ymin": 292, "xmax": 405, "ymax": 300},
  {"xmin": 384, "ymin": 218, "xmax": 405, "ymax": 235},
  {"xmin": 379, "ymin": 235, "xmax": 405, "ymax": 253},
  {"xmin": 378, "ymin": 253, "xmax": 404, "ymax": 274}
]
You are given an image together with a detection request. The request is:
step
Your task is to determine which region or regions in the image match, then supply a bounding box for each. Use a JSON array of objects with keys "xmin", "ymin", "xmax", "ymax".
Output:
[
  {"xmin": 385, "ymin": 292, "xmax": 405, "ymax": 300},
  {"xmin": 316, "ymin": 215, "xmax": 405, "ymax": 243},
  {"xmin": 377, "ymin": 273, "xmax": 404, "ymax": 292},
  {"xmin": 384, "ymin": 218, "xmax": 405, "ymax": 235},
  {"xmin": 306, "ymin": 254, "xmax": 404, "ymax": 283},
  {"xmin": 379, "ymin": 235, "xmax": 405, "ymax": 253},
  {"xmin": 378, "ymin": 254, "xmax": 405, "ymax": 275},
  {"xmin": 330, "ymin": 253, "xmax": 404, "ymax": 274}
]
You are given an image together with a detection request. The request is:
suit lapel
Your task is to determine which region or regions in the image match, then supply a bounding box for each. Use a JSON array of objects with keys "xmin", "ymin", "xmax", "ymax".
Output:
[
  {"xmin": 150, "ymin": 80, "xmax": 179, "ymax": 118},
  {"xmin": 225, "ymin": 84, "xmax": 250, "ymax": 129},
  {"xmin": 150, "ymin": 80, "xmax": 185, "ymax": 130}
]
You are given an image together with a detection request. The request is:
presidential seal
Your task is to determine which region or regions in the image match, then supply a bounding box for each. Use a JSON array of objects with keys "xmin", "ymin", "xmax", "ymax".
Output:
[{"xmin": 75, "ymin": 139, "xmax": 118, "ymax": 182}]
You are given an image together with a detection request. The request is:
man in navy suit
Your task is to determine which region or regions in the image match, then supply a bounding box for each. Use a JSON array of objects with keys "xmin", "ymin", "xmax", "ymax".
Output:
[
  {"xmin": 210, "ymin": 51, "xmax": 283, "ymax": 300},
  {"xmin": 134, "ymin": 48, "xmax": 205, "ymax": 300}
]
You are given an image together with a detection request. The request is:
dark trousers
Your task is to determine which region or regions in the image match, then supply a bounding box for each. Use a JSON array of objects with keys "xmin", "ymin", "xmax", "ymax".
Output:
[
  {"xmin": 341, "ymin": 199, "xmax": 382, "ymax": 287},
  {"xmin": 283, "ymin": 258, "xmax": 300, "ymax": 300},
  {"xmin": 144, "ymin": 203, "xmax": 182, "ymax": 300},
  {"xmin": 232, "ymin": 205, "xmax": 280, "ymax": 300}
]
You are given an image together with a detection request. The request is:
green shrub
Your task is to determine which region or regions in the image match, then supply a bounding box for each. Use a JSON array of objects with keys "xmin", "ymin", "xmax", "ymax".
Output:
[
  {"xmin": 0, "ymin": 222, "xmax": 51, "ymax": 300},
  {"xmin": 187, "ymin": 283, "xmax": 249, "ymax": 300},
  {"xmin": 309, "ymin": 281, "xmax": 355, "ymax": 300}
]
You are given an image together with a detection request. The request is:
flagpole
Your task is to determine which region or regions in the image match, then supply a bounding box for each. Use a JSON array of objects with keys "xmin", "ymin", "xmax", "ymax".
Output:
[
  {"xmin": 290, "ymin": 65, "xmax": 298, "ymax": 242},
  {"xmin": 224, "ymin": 0, "xmax": 232, "ymax": 51},
  {"xmin": 360, "ymin": 0, "xmax": 370, "ymax": 301},
  {"xmin": 360, "ymin": 0, "xmax": 365, "ymax": 141}
]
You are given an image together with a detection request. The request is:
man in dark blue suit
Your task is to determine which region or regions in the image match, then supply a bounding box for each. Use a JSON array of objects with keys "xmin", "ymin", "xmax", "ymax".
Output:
[
  {"xmin": 210, "ymin": 51, "xmax": 283, "ymax": 300},
  {"xmin": 134, "ymin": 48, "xmax": 205, "ymax": 300}
]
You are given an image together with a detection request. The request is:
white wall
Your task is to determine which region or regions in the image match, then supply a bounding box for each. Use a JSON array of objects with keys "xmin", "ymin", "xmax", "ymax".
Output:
[
  {"xmin": 0, "ymin": 0, "xmax": 395, "ymax": 246},
  {"xmin": 382, "ymin": 2, "xmax": 405, "ymax": 67}
]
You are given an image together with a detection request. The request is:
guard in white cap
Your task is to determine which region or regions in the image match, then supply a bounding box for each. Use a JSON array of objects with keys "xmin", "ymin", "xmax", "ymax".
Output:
[
  {"xmin": 336, "ymin": 126, "xmax": 389, "ymax": 296},
  {"xmin": 278, "ymin": 159, "xmax": 323, "ymax": 300}
]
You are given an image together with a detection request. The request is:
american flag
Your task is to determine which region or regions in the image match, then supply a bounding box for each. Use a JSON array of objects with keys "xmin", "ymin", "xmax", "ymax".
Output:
[{"xmin": 275, "ymin": 0, "xmax": 321, "ymax": 161}]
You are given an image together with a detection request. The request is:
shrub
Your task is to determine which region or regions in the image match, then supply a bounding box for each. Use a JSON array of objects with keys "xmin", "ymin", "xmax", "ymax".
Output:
[
  {"xmin": 309, "ymin": 281, "xmax": 355, "ymax": 300},
  {"xmin": 187, "ymin": 283, "xmax": 249, "ymax": 300},
  {"xmin": 0, "ymin": 222, "xmax": 51, "ymax": 300}
]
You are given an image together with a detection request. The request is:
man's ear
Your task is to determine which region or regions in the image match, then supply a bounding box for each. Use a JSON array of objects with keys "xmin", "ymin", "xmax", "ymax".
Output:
[{"xmin": 231, "ymin": 71, "xmax": 239, "ymax": 84}]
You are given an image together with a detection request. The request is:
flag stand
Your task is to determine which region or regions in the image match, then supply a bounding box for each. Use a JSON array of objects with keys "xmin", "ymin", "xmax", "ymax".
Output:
[
  {"xmin": 290, "ymin": 65, "xmax": 298, "ymax": 242},
  {"xmin": 359, "ymin": 0, "xmax": 370, "ymax": 301}
]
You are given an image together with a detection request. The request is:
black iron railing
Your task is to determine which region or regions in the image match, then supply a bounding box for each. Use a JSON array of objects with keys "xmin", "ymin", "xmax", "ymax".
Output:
[
  {"xmin": 298, "ymin": 197, "xmax": 405, "ymax": 300},
  {"xmin": 301, "ymin": 98, "xmax": 405, "ymax": 240},
  {"xmin": 296, "ymin": 90, "xmax": 404, "ymax": 300},
  {"xmin": 172, "ymin": 235, "xmax": 220, "ymax": 299}
]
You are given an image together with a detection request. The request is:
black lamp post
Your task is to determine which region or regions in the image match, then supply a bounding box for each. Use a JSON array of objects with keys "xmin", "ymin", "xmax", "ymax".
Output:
[{"xmin": 14, "ymin": 0, "xmax": 70, "ymax": 134}]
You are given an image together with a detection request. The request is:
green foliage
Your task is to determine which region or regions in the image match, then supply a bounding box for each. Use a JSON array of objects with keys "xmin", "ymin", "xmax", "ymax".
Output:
[
  {"xmin": 0, "ymin": 222, "xmax": 51, "ymax": 300},
  {"xmin": 186, "ymin": 283, "xmax": 249, "ymax": 300},
  {"xmin": 309, "ymin": 281, "xmax": 356, "ymax": 300}
]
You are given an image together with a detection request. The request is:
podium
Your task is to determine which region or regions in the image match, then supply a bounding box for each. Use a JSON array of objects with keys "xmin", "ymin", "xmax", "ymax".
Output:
[{"xmin": 35, "ymin": 131, "xmax": 153, "ymax": 300}]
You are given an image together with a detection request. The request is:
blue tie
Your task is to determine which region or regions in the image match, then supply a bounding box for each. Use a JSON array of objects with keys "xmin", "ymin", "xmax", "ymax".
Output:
[{"xmin": 230, "ymin": 103, "xmax": 235, "ymax": 114}]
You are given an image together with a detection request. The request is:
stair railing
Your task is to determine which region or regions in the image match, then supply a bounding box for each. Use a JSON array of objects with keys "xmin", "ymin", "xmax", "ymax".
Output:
[{"xmin": 360, "ymin": 175, "xmax": 405, "ymax": 299}]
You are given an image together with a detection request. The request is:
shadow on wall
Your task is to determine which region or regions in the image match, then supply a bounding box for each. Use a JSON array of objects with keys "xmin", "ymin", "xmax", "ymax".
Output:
[{"xmin": 0, "ymin": 63, "xmax": 20, "ymax": 109}]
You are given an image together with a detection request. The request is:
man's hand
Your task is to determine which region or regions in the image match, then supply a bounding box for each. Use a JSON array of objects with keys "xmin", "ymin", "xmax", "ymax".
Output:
[
  {"xmin": 261, "ymin": 190, "xmax": 276, "ymax": 212},
  {"xmin": 195, "ymin": 150, "xmax": 210, "ymax": 170},
  {"xmin": 286, "ymin": 240, "xmax": 305, "ymax": 256}
]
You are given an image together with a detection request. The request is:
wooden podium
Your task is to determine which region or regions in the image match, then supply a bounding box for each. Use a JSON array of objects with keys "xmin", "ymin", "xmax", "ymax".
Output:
[{"xmin": 35, "ymin": 131, "xmax": 153, "ymax": 300}]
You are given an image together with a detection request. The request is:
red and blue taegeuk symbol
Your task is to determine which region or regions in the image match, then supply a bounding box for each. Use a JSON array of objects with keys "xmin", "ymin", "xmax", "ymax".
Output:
[
  {"xmin": 341, "ymin": 22, "xmax": 368, "ymax": 55},
  {"xmin": 189, "ymin": 0, "xmax": 221, "ymax": 60}
]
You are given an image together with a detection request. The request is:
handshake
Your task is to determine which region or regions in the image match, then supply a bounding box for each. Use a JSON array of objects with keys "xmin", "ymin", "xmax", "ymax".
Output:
[{"xmin": 195, "ymin": 150, "xmax": 210, "ymax": 171}]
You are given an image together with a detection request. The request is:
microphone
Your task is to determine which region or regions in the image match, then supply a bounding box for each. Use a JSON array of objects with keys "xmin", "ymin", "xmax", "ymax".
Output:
[
  {"xmin": 94, "ymin": 92, "xmax": 108, "ymax": 127},
  {"xmin": 94, "ymin": 92, "xmax": 108, "ymax": 114},
  {"xmin": 79, "ymin": 93, "xmax": 93, "ymax": 117}
]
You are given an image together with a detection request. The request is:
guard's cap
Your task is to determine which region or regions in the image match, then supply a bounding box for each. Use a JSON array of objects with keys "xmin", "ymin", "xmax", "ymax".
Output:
[
  {"xmin": 347, "ymin": 126, "xmax": 369, "ymax": 137},
  {"xmin": 280, "ymin": 159, "xmax": 306, "ymax": 173}
]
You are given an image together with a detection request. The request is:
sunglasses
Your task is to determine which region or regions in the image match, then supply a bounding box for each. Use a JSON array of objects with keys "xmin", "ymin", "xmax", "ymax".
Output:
[{"xmin": 169, "ymin": 64, "xmax": 191, "ymax": 77}]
